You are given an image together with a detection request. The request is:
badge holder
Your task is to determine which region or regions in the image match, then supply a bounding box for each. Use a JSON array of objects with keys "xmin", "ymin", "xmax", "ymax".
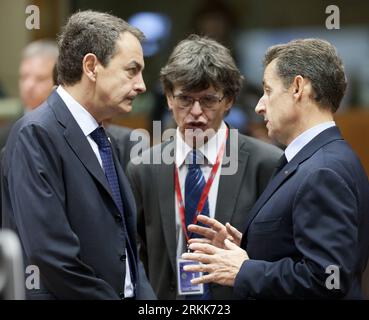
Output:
[{"xmin": 177, "ymin": 258, "xmax": 204, "ymax": 296}]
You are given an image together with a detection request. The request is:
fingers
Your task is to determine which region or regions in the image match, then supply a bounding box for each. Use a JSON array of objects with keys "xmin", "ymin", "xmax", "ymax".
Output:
[
  {"xmin": 223, "ymin": 238, "xmax": 239, "ymax": 250},
  {"xmin": 195, "ymin": 215, "xmax": 213, "ymax": 226},
  {"xmin": 225, "ymin": 223, "xmax": 242, "ymax": 243},
  {"xmin": 196, "ymin": 215, "xmax": 226, "ymax": 232},
  {"xmin": 181, "ymin": 243, "xmax": 218, "ymax": 264},
  {"xmin": 188, "ymin": 238, "xmax": 212, "ymax": 245},
  {"xmin": 188, "ymin": 243, "xmax": 217, "ymax": 254},
  {"xmin": 188, "ymin": 224, "xmax": 216, "ymax": 239},
  {"xmin": 182, "ymin": 264, "xmax": 213, "ymax": 284},
  {"xmin": 183, "ymin": 262, "xmax": 206, "ymax": 273},
  {"xmin": 181, "ymin": 251, "xmax": 212, "ymax": 264},
  {"xmin": 190, "ymin": 272, "xmax": 213, "ymax": 285}
]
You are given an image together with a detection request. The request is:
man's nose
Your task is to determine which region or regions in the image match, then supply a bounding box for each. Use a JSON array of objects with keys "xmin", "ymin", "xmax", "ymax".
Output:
[
  {"xmin": 22, "ymin": 77, "xmax": 36, "ymax": 91},
  {"xmin": 189, "ymin": 100, "xmax": 203, "ymax": 117},
  {"xmin": 255, "ymin": 96, "xmax": 266, "ymax": 115},
  {"xmin": 134, "ymin": 73, "xmax": 146, "ymax": 93}
]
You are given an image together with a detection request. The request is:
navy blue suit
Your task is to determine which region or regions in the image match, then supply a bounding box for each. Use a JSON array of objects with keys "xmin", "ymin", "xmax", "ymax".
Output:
[
  {"xmin": 1, "ymin": 91, "xmax": 155, "ymax": 299},
  {"xmin": 235, "ymin": 126, "xmax": 369, "ymax": 299}
]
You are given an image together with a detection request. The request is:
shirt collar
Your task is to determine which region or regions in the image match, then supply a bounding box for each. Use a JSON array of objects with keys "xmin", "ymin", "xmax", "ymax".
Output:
[
  {"xmin": 175, "ymin": 121, "xmax": 227, "ymax": 167},
  {"xmin": 56, "ymin": 85, "xmax": 99, "ymax": 137},
  {"xmin": 285, "ymin": 121, "xmax": 336, "ymax": 162}
]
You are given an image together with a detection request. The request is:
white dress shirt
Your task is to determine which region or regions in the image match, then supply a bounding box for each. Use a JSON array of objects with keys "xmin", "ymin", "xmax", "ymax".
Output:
[
  {"xmin": 175, "ymin": 121, "xmax": 228, "ymax": 257},
  {"xmin": 56, "ymin": 86, "xmax": 134, "ymax": 297},
  {"xmin": 285, "ymin": 121, "xmax": 336, "ymax": 162}
]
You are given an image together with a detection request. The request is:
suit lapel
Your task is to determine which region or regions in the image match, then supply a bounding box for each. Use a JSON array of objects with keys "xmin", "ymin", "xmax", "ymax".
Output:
[
  {"xmin": 48, "ymin": 91, "xmax": 115, "ymax": 206},
  {"xmin": 156, "ymin": 140, "xmax": 177, "ymax": 272},
  {"xmin": 113, "ymin": 148, "xmax": 136, "ymax": 232},
  {"xmin": 241, "ymin": 126, "xmax": 344, "ymax": 238},
  {"xmin": 113, "ymin": 148, "xmax": 139, "ymax": 278},
  {"xmin": 215, "ymin": 133, "xmax": 249, "ymax": 224},
  {"xmin": 241, "ymin": 163, "xmax": 297, "ymax": 237}
]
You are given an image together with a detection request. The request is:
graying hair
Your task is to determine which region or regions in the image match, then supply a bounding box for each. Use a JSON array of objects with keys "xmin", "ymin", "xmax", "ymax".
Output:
[
  {"xmin": 57, "ymin": 10, "xmax": 144, "ymax": 86},
  {"xmin": 160, "ymin": 34, "xmax": 243, "ymax": 100},
  {"xmin": 22, "ymin": 39, "xmax": 59, "ymax": 60},
  {"xmin": 264, "ymin": 38, "xmax": 347, "ymax": 113}
]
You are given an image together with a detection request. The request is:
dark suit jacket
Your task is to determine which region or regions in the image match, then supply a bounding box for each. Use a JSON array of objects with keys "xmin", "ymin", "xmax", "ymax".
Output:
[
  {"xmin": 127, "ymin": 131, "xmax": 282, "ymax": 299},
  {"xmin": 1, "ymin": 91, "xmax": 155, "ymax": 300},
  {"xmin": 0, "ymin": 123, "xmax": 12, "ymax": 151},
  {"xmin": 106, "ymin": 124, "xmax": 135, "ymax": 173},
  {"xmin": 235, "ymin": 126, "xmax": 369, "ymax": 299},
  {"xmin": 0, "ymin": 122, "xmax": 15, "ymax": 227}
]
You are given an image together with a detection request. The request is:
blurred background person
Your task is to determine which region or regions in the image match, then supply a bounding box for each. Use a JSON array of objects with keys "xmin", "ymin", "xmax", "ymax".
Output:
[
  {"xmin": 0, "ymin": 40, "xmax": 58, "ymax": 152},
  {"xmin": 19, "ymin": 39, "xmax": 59, "ymax": 112}
]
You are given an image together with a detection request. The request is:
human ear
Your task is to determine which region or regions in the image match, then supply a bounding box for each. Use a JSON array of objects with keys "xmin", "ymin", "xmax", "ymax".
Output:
[
  {"xmin": 292, "ymin": 75, "xmax": 304, "ymax": 99},
  {"xmin": 82, "ymin": 53, "xmax": 98, "ymax": 82},
  {"xmin": 166, "ymin": 94, "xmax": 174, "ymax": 111}
]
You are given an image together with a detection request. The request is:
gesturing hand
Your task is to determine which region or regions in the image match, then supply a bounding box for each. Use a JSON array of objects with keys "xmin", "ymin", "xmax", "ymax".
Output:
[
  {"xmin": 181, "ymin": 239, "xmax": 249, "ymax": 287},
  {"xmin": 188, "ymin": 215, "xmax": 243, "ymax": 249}
]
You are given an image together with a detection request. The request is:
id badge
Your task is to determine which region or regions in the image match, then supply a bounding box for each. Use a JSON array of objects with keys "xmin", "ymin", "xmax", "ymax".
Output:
[{"xmin": 177, "ymin": 258, "xmax": 204, "ymax": 296}]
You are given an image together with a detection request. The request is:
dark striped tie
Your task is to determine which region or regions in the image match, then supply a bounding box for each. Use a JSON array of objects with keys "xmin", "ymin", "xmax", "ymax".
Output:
[
  {"xmin": 184, "ymin": 150, "xmax": 210, "ymax": 300},
  {"xmin": 90, "ymin": 126, "xmax": 136, "ymax": 290}
]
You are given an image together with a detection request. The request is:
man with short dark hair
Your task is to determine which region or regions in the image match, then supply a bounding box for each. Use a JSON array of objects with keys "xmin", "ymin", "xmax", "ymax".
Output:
[
  {"xmin": 127, "ymin": 35, "xmax": 282, "ymax": 299},
  {"xmin": 183, "ymin": 38, "xmax": 369, "ymax": 299},
  {"xmin": 2, "ymin": 10, "xmax": 154, "ymax": 299}
]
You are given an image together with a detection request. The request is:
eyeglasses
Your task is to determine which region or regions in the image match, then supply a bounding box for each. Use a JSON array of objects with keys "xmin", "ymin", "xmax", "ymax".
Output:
[{"xmin": 172, "ymin": 94, "xmax": 225, "ymax": 110}]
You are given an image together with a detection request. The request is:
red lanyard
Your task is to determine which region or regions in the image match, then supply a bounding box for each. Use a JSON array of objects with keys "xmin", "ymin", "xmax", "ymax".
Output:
[{"xmin": 174, "ymin": 127, "xmax": 229, "ymax": 243}]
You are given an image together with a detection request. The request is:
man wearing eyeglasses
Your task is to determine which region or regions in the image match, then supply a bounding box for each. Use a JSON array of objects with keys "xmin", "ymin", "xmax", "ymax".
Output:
[{"xmin": 126, "ymin": 35, "xmax": 282, "ymax": 300}]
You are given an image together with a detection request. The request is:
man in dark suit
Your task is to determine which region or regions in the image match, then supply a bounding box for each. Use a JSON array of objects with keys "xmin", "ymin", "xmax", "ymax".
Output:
[
  {"xmin": 1, "ymin": 10, "xmax": 154, "ymax": 300},
  {"xmin": 126, "ymin": 35, "xmax": 282, "ymax": 299},
  {"xmin": 183, "ymin": 38, "xmax": 369, "ymax": 299}
]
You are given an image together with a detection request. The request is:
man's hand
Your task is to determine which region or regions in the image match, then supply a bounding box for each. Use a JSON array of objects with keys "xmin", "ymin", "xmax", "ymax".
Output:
[
  {"xmin": 188, "ymin": 215, "xmax": 243, "ymax": 249},
  {"xmin": 181, "ymin": 239, "xmax": 249, "ymax": 287}
]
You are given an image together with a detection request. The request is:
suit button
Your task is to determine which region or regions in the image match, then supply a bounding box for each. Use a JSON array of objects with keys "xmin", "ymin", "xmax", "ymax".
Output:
[
  {"xmin": 120, "ymin": 254, "xmax": 126, "ymax": 262},
  {"xmin": 119, "ymin": 292, "xmax": 125, "ymax": 299},
  {"xmin": 170, "ymin": 285, "xmax": 175, "ymax": 291},
  {"xmin": 115, "ymin": 215, "xmax": 122, "ymax": 223}
]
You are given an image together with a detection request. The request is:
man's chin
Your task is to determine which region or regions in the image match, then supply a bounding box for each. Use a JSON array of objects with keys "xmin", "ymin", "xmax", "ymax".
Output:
[{"xmin": 118, "ymin": 103, "xmax": 132, "ymax": 113}]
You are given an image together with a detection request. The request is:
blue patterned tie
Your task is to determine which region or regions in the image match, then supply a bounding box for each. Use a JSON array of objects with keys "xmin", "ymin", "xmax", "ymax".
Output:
[
  {"xmin": 90, "ymin": 126, "xmax": 136, "ymax": 285},
  {"xmin": 90, "ymin": 127, "xmax": 124, "ymax": 214},
  {"xmin": 185, "ymin": 150, "xmax": 210, "ymax": 232},
  {"xmin": 184, "ymin": 150, "xmax": 210, "ymax": 299}
]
